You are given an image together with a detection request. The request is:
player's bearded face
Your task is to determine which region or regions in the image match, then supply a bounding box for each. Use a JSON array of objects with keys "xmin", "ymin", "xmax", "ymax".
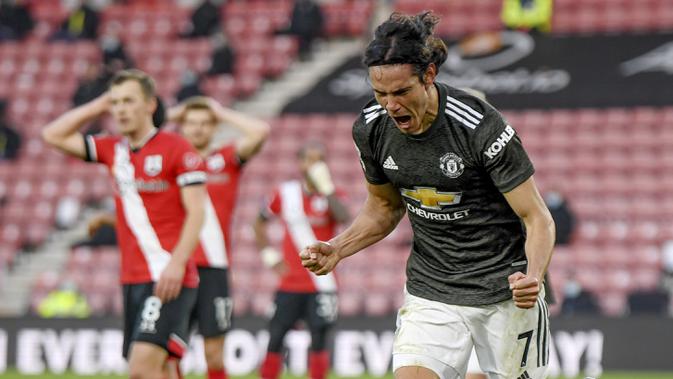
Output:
[
  {"xmin": 109, "ymin": 81, "xmax": 156, "ymax": 135},
  {"xmin": 369, "ymin": 64, "xmax": 433, "ymax": 135},
  {"xmin": 181, "ymin": 109, "xmax": 216, "ymax": 150}
]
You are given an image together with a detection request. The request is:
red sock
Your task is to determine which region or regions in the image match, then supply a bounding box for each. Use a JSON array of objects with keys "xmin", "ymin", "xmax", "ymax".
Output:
[
  {"xmin": 259, "ymin": 352, "xmax": 283, "ymax": 379},
  {"xmin": 309, "ymin": 351, "xmax": 329, "ymax": 379},
  {"xmin": 207, "ymin": 368, "xmax": 227, "ymax": 379}
]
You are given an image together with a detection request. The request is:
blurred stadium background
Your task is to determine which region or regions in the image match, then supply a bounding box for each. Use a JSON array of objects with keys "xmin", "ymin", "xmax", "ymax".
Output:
[{"xmin": 0, "ymin": 0, "xmax": 673, "ymax": 377}]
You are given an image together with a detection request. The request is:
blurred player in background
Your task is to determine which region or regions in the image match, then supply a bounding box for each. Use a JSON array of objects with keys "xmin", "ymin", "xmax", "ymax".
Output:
[
  {"xmin": 253, "ymin": 141, "xmax": 350, "ymax": 379},
  {"xmin": 168, "ymin": 96, "xmax": 270, "ymax": 379},
  {"xmin": 42, "ymin": 69, "xmax": 206, "ymax": 379},
  {"xmin": 302, "ymin": 12, "xmax": 554, "ymax": 379}
]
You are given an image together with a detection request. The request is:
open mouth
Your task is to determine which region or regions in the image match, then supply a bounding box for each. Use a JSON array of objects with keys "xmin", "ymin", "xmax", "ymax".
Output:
[{"xmin": 393, "ymin": 115, "xmax": 412, "ymax": 128}]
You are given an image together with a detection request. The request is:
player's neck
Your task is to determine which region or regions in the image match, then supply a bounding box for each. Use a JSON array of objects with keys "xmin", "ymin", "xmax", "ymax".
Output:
[
  {"xmin": 196, "ymin": 146, "xmax": 210, "ymax": 157},
  {"xmin": 418, "ymin": 84, "xmax": 439, "ymax": 134},
  {"xmin": 127, "ymin": 123, "xmax": 157, "ymax": 149}
]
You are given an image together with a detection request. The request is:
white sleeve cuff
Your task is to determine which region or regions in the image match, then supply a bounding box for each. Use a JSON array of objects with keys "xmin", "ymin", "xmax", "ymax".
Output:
[{"xmin": 177, "ymin": 171, "xmax": 207, "ymax": 186}]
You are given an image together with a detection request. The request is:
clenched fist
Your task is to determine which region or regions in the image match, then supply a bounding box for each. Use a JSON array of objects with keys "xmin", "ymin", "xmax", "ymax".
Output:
[
  {"xmin": 300, "ymin": 241, "xmax": 340, "ymax": 275},
  {"xmin": 508, "ymin": 272, "xmax": 540, "ymax": 309}
]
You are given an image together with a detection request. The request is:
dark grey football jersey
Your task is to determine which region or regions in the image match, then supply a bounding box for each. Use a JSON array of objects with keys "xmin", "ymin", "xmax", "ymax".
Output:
[{"xmin": 352, "ymin": 83, "xmax": 535, "ymax": 306}]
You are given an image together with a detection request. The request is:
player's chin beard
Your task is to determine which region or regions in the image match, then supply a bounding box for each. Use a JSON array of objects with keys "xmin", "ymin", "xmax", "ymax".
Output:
[
  {"xmin": 193, "ymin": 140, "xmax": 209, "ymax": 151},
  {"xmin": 118, "ymin": 122, "xmax": 134, "ymax": 136}
]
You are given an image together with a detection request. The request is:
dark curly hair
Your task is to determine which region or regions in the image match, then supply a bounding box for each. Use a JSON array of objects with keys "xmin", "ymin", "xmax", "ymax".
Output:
[{"xmin": 363, "ymin": 11, "xmax": 448, "ymax": 81}]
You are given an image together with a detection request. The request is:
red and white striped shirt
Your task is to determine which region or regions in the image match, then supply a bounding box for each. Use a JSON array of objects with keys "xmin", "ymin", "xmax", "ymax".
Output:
[
  {"xmin": 265, "ymin": 180, "xmax": 343, "ymax": 293},
  {"xmin": 85, "ymin": 131, "xmax": 204, "ymax": 287},
  {"xmin": 193, "ymin": 144, "xmax": 243, "ymax": 268}
]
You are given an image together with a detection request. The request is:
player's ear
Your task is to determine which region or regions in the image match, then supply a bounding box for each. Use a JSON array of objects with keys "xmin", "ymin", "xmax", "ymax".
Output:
[
  {"xmin": 147, "ymin": 95, "xmax": 158, "ymax": 114},
  {"xmin": 424, "ymin": 63, "xmax": 437, "ymax": 87}
]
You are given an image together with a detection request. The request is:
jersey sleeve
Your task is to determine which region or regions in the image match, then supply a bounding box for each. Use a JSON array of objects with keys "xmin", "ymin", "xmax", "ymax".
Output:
[
  {"xmin": 172, "ymin": 138, "xmax": 207, "ymax": 187},
  {"xmin": 473, "ymin": 110, "xmax": 535, "ymax": 193},
  {"xmin": 220, "ymin": 145, "xmax": 243, "ymax": 171},
  {"xmin": 84, "ymin": 135, "xmax": 117, "ymax": 165},
  {"xmin": 352, "ymin": 114, "xmax": 389, "ymax": 185}
]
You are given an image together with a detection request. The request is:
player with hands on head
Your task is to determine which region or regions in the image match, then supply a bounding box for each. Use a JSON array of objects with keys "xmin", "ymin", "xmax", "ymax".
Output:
[
  {"xmin": 42, "ymin": 69, "xmax": 206, "ymax": 379},
  {"xmin": 169, "ymin": 95, "xmax": 270, "ymax": 379},
  {"xmin": 253, "ymin": 141, "xmax": 350, "ymax": 379},
  {"xmin": 301, "ymin": 12, "xmax": 554, "ymax": 379}
]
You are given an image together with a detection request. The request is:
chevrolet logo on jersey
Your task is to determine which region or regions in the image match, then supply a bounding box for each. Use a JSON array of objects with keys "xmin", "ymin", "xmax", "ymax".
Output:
[{"xmin": 400, "ymin": 187, "xmax": 462, "ymax": 210}]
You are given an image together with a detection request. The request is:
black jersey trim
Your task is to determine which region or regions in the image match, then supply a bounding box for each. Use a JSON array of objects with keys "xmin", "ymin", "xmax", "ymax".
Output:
[
  {"xmin": 177, "ymin": 171, "xmax": 207, "ymax": 187},
  {"xmin": 84, "ymin": 135, "xmax": 97, "ymax": 162}
]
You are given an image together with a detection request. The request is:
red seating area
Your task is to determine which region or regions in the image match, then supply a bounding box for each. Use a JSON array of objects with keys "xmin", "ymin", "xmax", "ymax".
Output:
[
  {"xmin": 0, "ymin": 38, "xmax": 115, "ymax": 267},
  {"xmin": 0, "ymin": 155, "xmax": 112, "ymax": 269},
  {"xmin": 505, "ymin": 108, "xmax": 672, "ymax": 316},
  {"xmin": 0, "ymin": 0, "xmax": 376, "ymax": 268},
  {"xmin": 23, "ymin": 0, "xmax": 373, "ymax": 104},
  {"xmin": 30, "ymin": 246, "xmax": 121, "ymax": 316},
  {"xmin": 395, "ymin": 0, "xmax": 673, "ymax": 36},
  {"xmin": 101, "ymin": 3, "xmax": 292, "ymax": 103},
  {"xmin": 24, "ymin": 108, "xmax": 673, "ymax": 317},
  {"xmin": 224, "ymin": 0, "xmax": 374, "ymax": 39}
]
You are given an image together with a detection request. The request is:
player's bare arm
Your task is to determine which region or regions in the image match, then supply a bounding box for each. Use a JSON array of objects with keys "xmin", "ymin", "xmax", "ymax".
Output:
[
  {"xmin": 503, "ymin": 176, "xmax": 555, "ymax": 309},
  {"xmin": 301, "ymin": 181, "xmax": 405, "ymax": 275},
  {"xmin": 206, "ymin": 98, "xmax": 271, "ymax": 160},
  {"xmin": 253, "ymin": 213, "xmax": 286, "ymax": 275},
  {"xmin": 155, "ymin": 183, "xmax": 206, "ymax": 302},
  {"xmin": 166, "ymin": 102, "xmax": 187, "ymax": 123},
  {"xmin": 41, "ymin": 93, "xmax": 110, "ymax": 159}
]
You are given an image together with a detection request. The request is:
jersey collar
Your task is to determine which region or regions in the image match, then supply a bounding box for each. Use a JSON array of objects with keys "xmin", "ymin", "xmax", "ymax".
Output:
[{"xmin": 129, "ymin": 128, "xmax": 159, "ymax": 152}]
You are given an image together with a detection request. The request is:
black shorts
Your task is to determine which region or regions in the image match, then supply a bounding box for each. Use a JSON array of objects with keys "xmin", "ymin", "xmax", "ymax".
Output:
[
  {"xmin": 122, "ymin": 283, "xmax": 197, "ymax": 359},
  {"xmin": 189, "ymin": 267, "xmax": 233, "ymax": 338},
  {"xmin": 270, "ymin": 291, "xmax": 338, "ymax": 330}
]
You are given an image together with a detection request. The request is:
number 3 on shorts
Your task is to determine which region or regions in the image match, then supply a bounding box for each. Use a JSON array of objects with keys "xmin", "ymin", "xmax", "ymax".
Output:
[
  {"xmin": 517, "ymin": 329, "xmax": 534, "ymax": 367},
  {"xmin": 316, "ymin": 293, "xmax": 338, "ymax": 323}
]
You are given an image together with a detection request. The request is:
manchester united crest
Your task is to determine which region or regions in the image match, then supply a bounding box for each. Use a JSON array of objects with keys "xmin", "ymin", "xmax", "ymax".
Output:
[{"xmin": 439, "ymin": 152, "xmax": 464, "ymax": 178}]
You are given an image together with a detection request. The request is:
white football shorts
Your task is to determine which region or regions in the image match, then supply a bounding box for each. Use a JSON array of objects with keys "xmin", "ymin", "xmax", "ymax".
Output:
[
  {"xmin": 392, "ymin": 287, "xmax": 549, "ymax": 379},
  {"xmin": 467, "ymin": 348, "xmax": 483, "ymax": 374}
]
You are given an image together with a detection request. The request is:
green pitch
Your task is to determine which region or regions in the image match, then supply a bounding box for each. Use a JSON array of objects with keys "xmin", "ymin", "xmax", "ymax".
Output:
[{"xmin": 2, "ymin": 371, "xmax": 673, "ymax": 379}]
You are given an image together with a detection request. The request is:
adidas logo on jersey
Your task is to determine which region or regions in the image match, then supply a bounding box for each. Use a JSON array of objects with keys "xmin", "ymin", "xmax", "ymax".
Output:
[
  {"xmin": 517, "ymin": 370, "xmax": 531, "ymax": 379},
  {"xmin": 383, "ymin": 156, "xmax": 398, "ymax": 170}
]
